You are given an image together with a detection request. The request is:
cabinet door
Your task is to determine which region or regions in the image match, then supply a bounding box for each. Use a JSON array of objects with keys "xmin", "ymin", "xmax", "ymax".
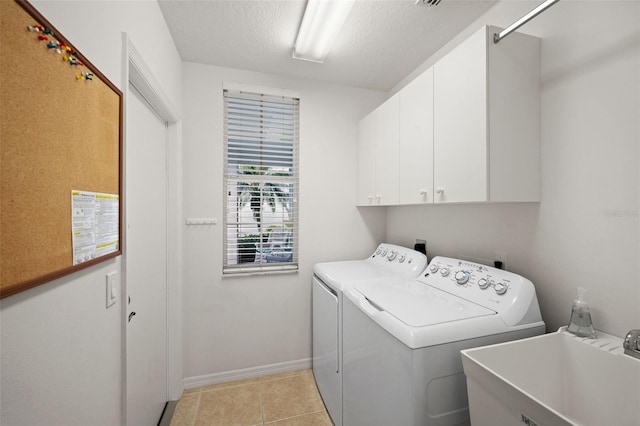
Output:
[
  {"xmin": 358, "ymin": 110, "xmax": 376, "ymax": 205},
  {"xmin": 434, "ymin": 26, "xmax": 488, "ymax": 203},
  {"xmin": 399, "ymin": 67, "xmax": 434, "ymax": 204},
  {"xmin": 374, "ymin": 94, "xmax": 399, "ymax": 205},
  {"xmin": 487, "ymin": 25, "xmax": 541, "ymax": 202}
]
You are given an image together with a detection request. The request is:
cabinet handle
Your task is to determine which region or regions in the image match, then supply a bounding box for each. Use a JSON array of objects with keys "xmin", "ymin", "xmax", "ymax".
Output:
[
  {"xmin": 420, "ymin": 189, "xmax": 427, "ymax": 197},
  {"xmin": 436, "ymin": 187, "xmax": 444, "ymax": 194},
  {"xmin": 375, "ymin": 195, "xmax": 381, "ymax": 204}
]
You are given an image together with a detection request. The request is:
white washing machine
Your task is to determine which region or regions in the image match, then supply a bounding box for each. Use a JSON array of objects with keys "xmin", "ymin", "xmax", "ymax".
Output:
[
  {"xmin": 313, "ymin": 244, "xmax": 428, "ymax": 426},
  {"xmin": 342, "ymin": 256, "xmax": 545, "ymax": 426}
]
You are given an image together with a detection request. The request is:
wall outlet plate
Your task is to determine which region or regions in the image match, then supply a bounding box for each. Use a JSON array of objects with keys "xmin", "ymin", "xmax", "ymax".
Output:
[{"xmin": 494, "ymin": 251, "xmax": 508, "ymax": 270}]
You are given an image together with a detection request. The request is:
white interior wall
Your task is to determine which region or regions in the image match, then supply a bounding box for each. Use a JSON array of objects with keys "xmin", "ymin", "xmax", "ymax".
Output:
[
  {"xmin": 181, "ymin": 62, "xmax": 386, "ymax": 381},
  {"xmin": 0, "ymin": 1, "xmax": 182, "ymax": 425},
  {"xmin": 387, "ymin": 0, "xmax": 640, "ymax": 337},
  {"xmin": 3, "ymin": 0, "xmax": 638, "ymax": 420}
]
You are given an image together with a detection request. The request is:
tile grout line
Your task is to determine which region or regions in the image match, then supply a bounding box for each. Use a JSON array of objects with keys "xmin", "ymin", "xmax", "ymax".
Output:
[
  {"xmin": 191, "ymin": 391, "xmax": 202, "ymax": 426},
  {"xmin": 258, "ymin": 381, "xmax": 266, "ymax": 425},
  {"xmin": 267, "ymin": 409, "xmax": 327, "ymax": 424}
]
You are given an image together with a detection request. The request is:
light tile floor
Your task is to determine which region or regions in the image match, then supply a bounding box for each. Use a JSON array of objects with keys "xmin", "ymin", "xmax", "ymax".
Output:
[{"xmin": 170, "ymin": 369, "xmax": 333, "ymax": 426}]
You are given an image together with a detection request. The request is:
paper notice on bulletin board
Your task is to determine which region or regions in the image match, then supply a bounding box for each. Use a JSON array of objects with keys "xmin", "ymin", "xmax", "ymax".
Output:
[{"xmin": 72, "ymin": 190, "xmax": 119, "ymax": 265}]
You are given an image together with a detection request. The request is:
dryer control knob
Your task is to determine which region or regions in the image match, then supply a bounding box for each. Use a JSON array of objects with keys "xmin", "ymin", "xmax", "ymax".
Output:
[
  {"xmin": 494, "ymin": 282, "xmax": 508, "ymax": 295},
  {"xmin": 455, "ymin": 271, "xmax": 469, "ymax": 284},
  {"xmin": 440, "ymin": 267, "xmax": 450, "ymax": 277},
  {"xmin": 398, "ymin": 254, "xmax": 406, "ymax": 263},
  {"xmin": 429, "ymin": 264, "xmax": 439, "ymax": 273},
  {"xmin": 478, "ymin": 278, "xmax": 490, "ymax": 289},
  {"xmin": 388, "ymin": 251, "xmax": 397, "ymax": 261},
  {"xmin": 380, "ymin": 249, "xmax": 387, "ymax": 257}
]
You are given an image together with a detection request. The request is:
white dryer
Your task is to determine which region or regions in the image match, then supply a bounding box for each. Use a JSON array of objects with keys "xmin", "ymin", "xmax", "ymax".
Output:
[
  {"xmin": 313, "ymin": 244, "xmax": 428, "ymax": 426},
  {"xmin": 342, "ymin": 256, "xmax": 545, "ymax": 426}
]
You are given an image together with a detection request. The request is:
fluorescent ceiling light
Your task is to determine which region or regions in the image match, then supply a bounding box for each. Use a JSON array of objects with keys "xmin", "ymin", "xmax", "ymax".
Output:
[{"xmin": 293, "ymin": 0, "xmax": 355, "ymax": 63}]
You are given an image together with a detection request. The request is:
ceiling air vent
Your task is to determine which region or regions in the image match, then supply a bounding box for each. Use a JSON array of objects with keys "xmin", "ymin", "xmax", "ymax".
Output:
[{"xmin": 415, "ymin": 0, "xmax": 442, "ymax": 7}]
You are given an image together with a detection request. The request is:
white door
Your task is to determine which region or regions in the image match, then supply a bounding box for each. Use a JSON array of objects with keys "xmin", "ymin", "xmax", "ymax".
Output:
[{"xmin": 126, "ymin": 84, "xmax": 168, "ymax": 425}]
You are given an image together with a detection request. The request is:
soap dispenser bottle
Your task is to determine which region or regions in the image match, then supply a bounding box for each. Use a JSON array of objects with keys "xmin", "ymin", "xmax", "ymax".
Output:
[{"xmin": 567, "ymin": 287, "xmax": 596, "ymax": 338}]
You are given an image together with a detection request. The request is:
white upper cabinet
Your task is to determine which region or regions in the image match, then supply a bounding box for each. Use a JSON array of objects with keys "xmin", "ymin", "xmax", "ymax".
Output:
[
  {"xmin": 433, "ymin": 27, "xmax": 487, "ymax": 203},
  {"xmin": 433, "ymin": 25, "xmax": 541, "ymax": 203},
  {"xmin": 358, "ymin": 94, "xmax": 400, "ymax": 205},
  {"xmin": 358, "ymin": 25, "xmax": 540, "ymax": 206},
  {"xmin": 399, "ymin": 67, "xmax": 434, "ymax": 204},
  {"xmin": 375, "ymin": 94, "xmax": 400, "ymax": 205},
  {"xmin": 358, "ymin": 110, "xmax": 377, "ymax": 205}
]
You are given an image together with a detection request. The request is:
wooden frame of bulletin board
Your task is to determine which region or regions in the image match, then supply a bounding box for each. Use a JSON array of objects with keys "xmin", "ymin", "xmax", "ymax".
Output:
[{"xmin": 0, "ymin": 0, "xmax": 123, "ymax": 298}]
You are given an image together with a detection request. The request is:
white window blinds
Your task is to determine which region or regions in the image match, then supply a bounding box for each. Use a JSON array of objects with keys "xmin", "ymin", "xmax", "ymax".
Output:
[{"xmin": 223, "ymin": 89, "xmax": 299, "ymax": 275}]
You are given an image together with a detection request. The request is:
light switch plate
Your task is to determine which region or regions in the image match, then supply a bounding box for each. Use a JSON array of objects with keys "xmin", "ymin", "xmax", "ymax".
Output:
[{"xmin": 106, "ymin": 271, "xmax": 118, "ymax": 308}]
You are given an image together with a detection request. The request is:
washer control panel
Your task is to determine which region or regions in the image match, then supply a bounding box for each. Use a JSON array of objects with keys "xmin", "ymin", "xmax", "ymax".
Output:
[
  {"xmin": 426, "ymin": 258, "xmax": 512, "ymax": 296},
  {"xmin": 420, "ymin": 256, "xmax": 539, "ymax": 320},
  {"xmin": 368, "ymin": 243, "xmax": 428, "ymax": 279}
]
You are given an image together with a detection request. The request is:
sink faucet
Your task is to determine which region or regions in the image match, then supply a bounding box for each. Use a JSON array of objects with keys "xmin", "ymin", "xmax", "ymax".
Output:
[{"xmin": 623, "ymin": 330, "xmax": 640, "ymax": 359}]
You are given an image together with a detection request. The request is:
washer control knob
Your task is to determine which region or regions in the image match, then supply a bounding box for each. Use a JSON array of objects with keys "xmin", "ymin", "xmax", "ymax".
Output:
[
  {"xmin": 380, "ymin": 249, "xmax": 387, "ymax": 257},
  {"xmin": 398, "ymin": 254, "xmax": 406, "ymax": 263},
  {"xmin": 478, "ymin": 278, "xmax": 490, "ymax": 289},
  {"xmin": 454, "ymin": 271, "xmax": 469, "ymax": 285},
  {"xmin": 429, "ymin": 264, "xmax": 439, "ymax": 273},
  {"xmin": 440, "ymin": 267, "xmax": 450, "ymax": 277},
  {"xmin": 388, "ymin": 251, "xmax": 397, "ymax": 261},
  {"xmin": 375, "ymin": 248, "xmax": 382, "ymax": 255},
  {"xmin": 494, "ymin": 283, "xmax": 508, "ymax": 295}
]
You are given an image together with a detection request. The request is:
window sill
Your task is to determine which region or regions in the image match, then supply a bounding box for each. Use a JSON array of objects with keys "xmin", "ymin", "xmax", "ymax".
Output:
[{"xmin": 222, "ymin": 265, "xmax": 298, "ymax": 278}]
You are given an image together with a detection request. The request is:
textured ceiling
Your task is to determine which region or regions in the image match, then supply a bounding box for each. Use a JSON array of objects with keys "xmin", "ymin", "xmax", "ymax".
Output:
[{"xmin": 159, "ymin": 0, "xmax": 498, "ymax": 91}]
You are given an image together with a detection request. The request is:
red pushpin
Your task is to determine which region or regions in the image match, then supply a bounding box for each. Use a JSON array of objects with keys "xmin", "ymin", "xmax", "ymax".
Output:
[{"xmin": 38, "ymin": 35, "xmax": 48, "ymax": 41}]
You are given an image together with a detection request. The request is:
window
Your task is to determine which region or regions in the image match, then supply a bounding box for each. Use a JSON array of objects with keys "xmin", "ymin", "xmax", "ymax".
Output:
[{"xmin": 223, "ymin": 87, "xmax": 299, "ymax": 275}]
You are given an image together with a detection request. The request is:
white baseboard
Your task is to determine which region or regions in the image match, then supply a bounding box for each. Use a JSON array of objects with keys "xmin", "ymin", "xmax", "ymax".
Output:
[{"xmin": 183, "ymin": 358, "xmax": 312, "ymax": 390}]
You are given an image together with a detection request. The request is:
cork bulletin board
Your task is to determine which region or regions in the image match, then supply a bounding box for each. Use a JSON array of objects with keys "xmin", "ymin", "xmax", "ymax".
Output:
[{"xmin": 0, "ymin": 0, "xmax": 123, "ymax": 298}]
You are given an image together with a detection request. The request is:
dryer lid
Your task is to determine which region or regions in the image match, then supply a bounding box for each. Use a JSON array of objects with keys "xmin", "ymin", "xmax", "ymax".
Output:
[{"xmin": 355, "ymin": 280, "xmax": 496, "ymax": 327}]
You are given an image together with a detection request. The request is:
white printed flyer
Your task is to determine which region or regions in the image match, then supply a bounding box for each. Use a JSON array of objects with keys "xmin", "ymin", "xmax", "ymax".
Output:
[{"xmin": 72, "ymin": 190, "xmax": 119, "ymax": 265}]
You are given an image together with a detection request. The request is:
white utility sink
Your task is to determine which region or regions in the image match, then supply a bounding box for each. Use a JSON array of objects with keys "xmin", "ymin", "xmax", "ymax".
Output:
[{"xmin": 461, "ymin": 328, "xmax": 640, "ymax": 426}]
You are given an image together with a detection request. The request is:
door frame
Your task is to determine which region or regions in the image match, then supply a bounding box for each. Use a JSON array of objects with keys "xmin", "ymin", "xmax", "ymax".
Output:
[{"xmin": 121, "ymin": 33, "xmax": 183, "ymax": 424}]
